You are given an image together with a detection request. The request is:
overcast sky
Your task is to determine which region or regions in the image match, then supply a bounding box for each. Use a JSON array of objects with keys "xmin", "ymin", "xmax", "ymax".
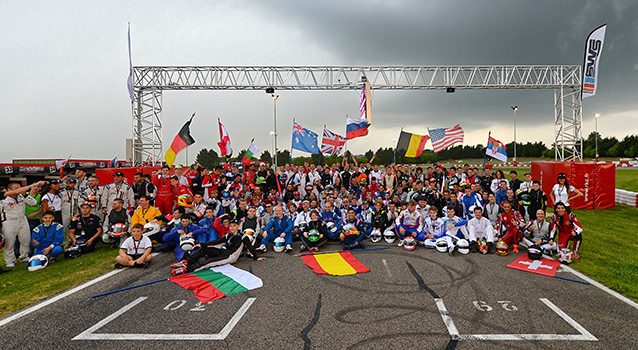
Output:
[{"xmin": 1, "ymin": 0, "xmax": 637, "ymax": 163}]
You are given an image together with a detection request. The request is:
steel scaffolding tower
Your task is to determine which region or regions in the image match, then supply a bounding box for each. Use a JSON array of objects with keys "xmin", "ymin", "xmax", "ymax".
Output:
[{"xmin": 131, "ymin": 65, "xmax": 582, "ymax": 163}]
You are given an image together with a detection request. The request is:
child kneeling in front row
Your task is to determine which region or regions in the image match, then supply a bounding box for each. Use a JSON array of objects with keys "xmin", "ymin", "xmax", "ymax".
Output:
[{"xmin": 115, "ymin": 224, "xmax": 153, "ymax": 268}]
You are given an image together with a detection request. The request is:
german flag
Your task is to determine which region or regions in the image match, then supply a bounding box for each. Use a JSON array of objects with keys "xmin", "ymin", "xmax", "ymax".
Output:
[
  {"xmin": 165, "ymin": 114, "xmax": 196, "ymax": 167},
  {"xmin": 395, "ymin": 131, "xmax": 429, "ymax": 158}
]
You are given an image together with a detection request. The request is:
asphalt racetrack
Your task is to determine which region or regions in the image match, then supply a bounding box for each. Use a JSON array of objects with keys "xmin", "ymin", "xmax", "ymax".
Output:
[{"xmin": 2, "ymin": 242, "xmax": 637, "ymax": 349}]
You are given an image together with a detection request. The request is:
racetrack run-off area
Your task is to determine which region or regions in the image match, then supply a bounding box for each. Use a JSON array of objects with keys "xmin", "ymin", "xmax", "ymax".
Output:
[{"xmin": 1, "ymin": 244, "xmax": 636, "ymax": 349}]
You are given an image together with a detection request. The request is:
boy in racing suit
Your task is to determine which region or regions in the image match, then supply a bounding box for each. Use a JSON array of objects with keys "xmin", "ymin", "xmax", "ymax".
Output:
[{"xmin": 496, "ymin": 200, "xmax": 526, "ymax": 253}]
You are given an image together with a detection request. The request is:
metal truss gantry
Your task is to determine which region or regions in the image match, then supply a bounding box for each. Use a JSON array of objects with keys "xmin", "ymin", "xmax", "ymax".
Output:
[{"xmin": 132, "ymin": 65, "xmax": 582, "ymax": 163}]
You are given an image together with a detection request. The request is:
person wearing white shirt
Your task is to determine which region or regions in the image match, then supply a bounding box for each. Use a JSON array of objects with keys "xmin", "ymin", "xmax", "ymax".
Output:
[
  {"xmin": 467, "ymin": 206, "xmax": 495, "ymax": 253},
  {"xmin": 115, "ymin": 224, "xmax": 153, "ymax": 268}
]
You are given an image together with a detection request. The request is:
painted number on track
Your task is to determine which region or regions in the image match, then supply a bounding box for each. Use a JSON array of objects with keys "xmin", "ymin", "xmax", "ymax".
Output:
[
  {"xmin": 164, "ymin": 300, "xmax": 213, "ymax": 312},
  {"xmin": 473, "ymin": 301, "xmax": 517, "ymax": 312}
]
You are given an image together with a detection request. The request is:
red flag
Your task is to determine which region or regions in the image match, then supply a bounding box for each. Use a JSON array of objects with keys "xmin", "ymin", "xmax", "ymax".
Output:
[
  {"xmin": 506, "ymin": 255, "xmax": 560, "ymax": 277},
  {"xmin": 217, "ymin": 119, "xmax": 232, "ymax": 157}
]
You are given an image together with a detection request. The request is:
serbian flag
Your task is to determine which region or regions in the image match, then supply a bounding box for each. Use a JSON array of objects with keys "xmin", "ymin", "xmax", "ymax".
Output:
[
  {"xmin": 302, "ymin": 251, "xmax": 370, "ymax": 276},
  {"xmin": 346, "ymin": 118, "xmax": 369, "ymax": 140},
  {"xmin": 169, "ymin": 265, "xmax": 263, "ymax": 303},
  {"xmin": 506, "ymin": 255, "xmax": 560, "ymax": 277},
  {"xmin": 165, "ymin": 114, "xmax": 196, "ymax": 168},
  {"xmin": 396, "ymin": 131, "xmax": 430, "ymax": 158},
  {"xmin": 217, "ymin": 119, "xmax": 232, "ymax": 157},
  {"xmin": 242, "ymin": 141, "xmax": 259, "ymax": 166},
  {"xmin": 486, "ymin": 136, "xmax": 508, "ymax": 162}
]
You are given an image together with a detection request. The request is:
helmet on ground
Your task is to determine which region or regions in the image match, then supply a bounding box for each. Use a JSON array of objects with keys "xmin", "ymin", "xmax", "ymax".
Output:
[
  {"xmin": 111, "ymin": 223, "xmax": 127, "ymax": 238},
  {"xmin": 143, "ymin": 222, "xmax": 160, "ymax": 236},
  {"xmin": 343, "ymin": 224, "xmax": 358, "ymax": 236},
  {"xmin": 478, "ymin": 240, "xmax": 489, "ymax": 254},
  {"xmin": 305, "ymin": 183, "xmax": 313, "ymax": 192},
  {"xmin": 221, "ymin": 191, "xmax": 231, "ymax": 199},
  {"xmin": 64, "ymin": 245, "xmax": 81, "ymax": 259},
  {"xmin": 179, "ymin": 236, "xmax": 196, "ymax": 252},
  {"xmin": 496, "ymin": 241, "xmax": 509, "ymax": 256},
  {"xmin": 403, "ymin": 236, "xmax": 416, "ymax": 251},
  {"xmin": 273, "ymin": 237, "xmax": 286, "ymax": 253},
  {"xmin": 308, "ymin": 229, "xmax": 320, "ymax": 242},
  {"xmin": 101, "ymin": 233, "xmax": 115, "ymax": 244},
  {"xmin": 559, "ymin": 248, "xmax": 573, "ymax": 264},
  {"xmin": 436, "ymin": 237, "xmax": 448, "ymax": 253},
  {"xmin": 457, "ymin": 239, "xmax": 470, "ymax": 255},
  {"xmin": 519, "ymin": 193, "xmax": 532, "ymax": 206},
  {"xmin": 326, "ymin": 222, "xmax": 338, "ymax": 234},
  {"xmin": 178, "ymin": 194, "xmax": 194, "ymax": 208},
  {"xmin": 383, "ymin": 230, "xmax": 396, "ymax": 244},
  {"xmin": 256, "ymin": 177, "xmax": 266, "ymax": 184},
  {"xmin": 27, "ymin": 255, "xmax": 49, "ymax": 272},
  {"xmin": 528, "ymin": 244, "xmax": 543, "ymax": 260},
  {"xmin": 468, "ymin": 205, "xmax": 477, "ymax": 218},
  {"xmin": 370, "ymin": 229, "xmax": 382, "ymax": 243}
]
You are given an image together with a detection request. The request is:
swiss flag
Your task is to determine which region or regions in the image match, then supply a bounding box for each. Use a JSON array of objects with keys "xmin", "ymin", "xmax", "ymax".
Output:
[{"xmin": 506, "ymin": 255, "xmax": 560, "ymax": 277}]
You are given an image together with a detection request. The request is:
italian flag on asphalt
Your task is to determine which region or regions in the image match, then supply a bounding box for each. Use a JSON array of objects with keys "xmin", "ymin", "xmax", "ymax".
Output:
[
  {"xmin": 242, "ymin": 142, "xmax": 259, "ymax": 166},
  {"xmin": 169, "ymin": 264, "xmax": 263, "ymax": 303}
]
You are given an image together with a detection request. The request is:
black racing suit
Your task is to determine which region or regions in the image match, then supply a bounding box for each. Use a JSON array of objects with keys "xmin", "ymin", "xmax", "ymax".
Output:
[{"xmin": 185, "ymin": 233, "xmax": 259, "ymax": 272}]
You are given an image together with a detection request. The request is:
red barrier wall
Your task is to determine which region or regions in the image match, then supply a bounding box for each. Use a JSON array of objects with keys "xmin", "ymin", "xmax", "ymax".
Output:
[
  {"xmin": 95, "ymin": 166, "xmax": 161, "ymax": 186},
  {"xmin": 531, "ymin": 161, "xmax": 615, "ymax": 210}
]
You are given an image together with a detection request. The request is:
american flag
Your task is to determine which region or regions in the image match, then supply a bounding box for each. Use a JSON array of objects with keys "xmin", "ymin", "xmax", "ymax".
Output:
[
  {"xmin": 321, "ymin": 128, "xmax": 347, "ymax": 155},
  {"xmin": 293, "ymin": 122, "xmax": 306, "ymax": 136},
  {"xmin": 428, "ymin": 124, "xmax": 464, "ymax": 153},
  {"xmin": 359, "ymin": 88, "xmax": 367, "ymax": 120}
]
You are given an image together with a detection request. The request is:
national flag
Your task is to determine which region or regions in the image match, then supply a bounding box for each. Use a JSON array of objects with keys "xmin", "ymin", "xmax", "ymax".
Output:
[
  {"xmin": 395, "ymin": 131, "xmax": 430, "ymax": 158},
  {"xmin": 486, "ymin": 136, "xmax": 508, "ymax": 162},
  {"xmin": 165, "ymin": 114, "xmax": 196, "ymax": 168},
  {"xmin": 292, "ymin": 122, "xmax": 319, "ymax": 154},
  {"xmin": 360, "ymin": 81, "xmax": 372, "ymax": 123},
  {"xmin": 110, "ymin": 155, "xmax": 119, "ymax": 168},
  {"xmin": 582, "ymin": 24, "xmax": 607, "ymax": 99},
  {"xmin": 346, "ymin": 118, "xmax": 369, "ymax": 139},
  {"xmin": 428, "ymin": 124, "xmax": 464, "ymax": 153},
  {"xmin": 217, "ymin": 119, "xmax": 232, "ymax": 157},
  {"xmin": 302, "ymin": 251, "xmax": 370, "ymax": 276},
  {"xmin": 321, "ymin": 128, "xmax": 347, "ymax": 155},
  {"xmin": 127, "ymin": 23, "xmax": 134, "ymax": 102},
  {"xmin": 55, "ymin": 155, "xmax": 71, "ymax": 170},
  {"xmin": 169, "ymin": 264, "xmax": 263, "ymax": 303},
  {"xmin": 242, "ymin": 142, "xmax": 259, "ymax": 166},
  {"xmin": 506, "ymin": 255, "xmax": 561, "ymax": 277}
]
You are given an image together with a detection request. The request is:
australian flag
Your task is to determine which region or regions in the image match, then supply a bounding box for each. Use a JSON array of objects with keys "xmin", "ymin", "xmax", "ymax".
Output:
[{"xmin": 292, "ymin": 122, "xmax": 319, "ymax": 154}]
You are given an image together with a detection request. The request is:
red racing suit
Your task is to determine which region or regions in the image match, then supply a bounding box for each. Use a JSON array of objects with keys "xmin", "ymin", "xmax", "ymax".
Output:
[
  {"xmin": 496, "ymin": 210, "xmax": 526, "ymax": 246},
  {"xmin": 152, "ymin": 175, "xmax": 174, "ymax": 215},
  {"xmin": 549, "ymin": 213, "xmax": 583, "ymax": 251}
]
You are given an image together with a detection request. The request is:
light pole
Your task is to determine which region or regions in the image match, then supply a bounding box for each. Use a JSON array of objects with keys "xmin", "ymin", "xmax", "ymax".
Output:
[
  {"xmin": 392, "ymin": 139, "xmax": 397, "ymax": 164},
  {"xmin": 511, "ymin": 106, "xmax": 518, "ymax": 162},
  {"xmin": 272, "ymin": 94, "xmax": 279, "ymax": 170},
  {"xmin": 594, "ymin": 113, "xmax": 600, "ymax": 162},
  {"xmin": 270, "ymin": 131, "xmax": 276, "ymax": 167}
]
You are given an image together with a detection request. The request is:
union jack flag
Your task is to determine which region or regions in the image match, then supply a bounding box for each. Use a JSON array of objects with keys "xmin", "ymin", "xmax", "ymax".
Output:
[
  {"xmin": 293, "ymin": 122, "xmax": 306, "ymax": 136},
  {"xmin": 321, "ymin": 128, "xmax": 347, "ymax": 155}
]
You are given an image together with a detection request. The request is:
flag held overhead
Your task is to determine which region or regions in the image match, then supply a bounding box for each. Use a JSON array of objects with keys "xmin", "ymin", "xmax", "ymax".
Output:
[
  {"xmin": 165, "ymin": 113, "xmax": 196, "ymax": 168},
  {"xmin": 486, "ymin": 136, "xmax": 508, "ymax": 162},
  {"xmin": 396, "ymin": 131, "xmax": 429, "ymax": 158}
]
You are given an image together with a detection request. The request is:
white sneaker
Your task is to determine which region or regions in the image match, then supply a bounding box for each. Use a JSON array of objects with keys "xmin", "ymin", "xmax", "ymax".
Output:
[
  {"xmin": 256, "ymin": 244, "xmax": 267, "ymax": 252},
  {"xmin": 19, "ymin": 256, "xmax": 29, "ymax": 262},
  {"xmin": 397, "ymin": 239, "xmax": 404, "ymax": 247},
  {"xmin": 285, "ymin": 244, "xmax": 293, "ymax": 253},
  {"xmin": 6, "ymin": 262, "xmax": 15, "ymax": 268}
]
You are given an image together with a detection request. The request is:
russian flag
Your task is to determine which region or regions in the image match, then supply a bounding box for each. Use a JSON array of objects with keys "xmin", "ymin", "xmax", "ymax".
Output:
[
  {"xmin": 486, "ymin": 136, "xmax": 508, "ymax": 162},
  {"xmin": 346, "ymin": 118, "xmax": 369, "ymax": 140}
]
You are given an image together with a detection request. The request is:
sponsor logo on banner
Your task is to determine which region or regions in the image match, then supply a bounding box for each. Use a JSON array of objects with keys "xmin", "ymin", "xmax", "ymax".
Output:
[
  {"xmin": 582, "ymin": 24, "xmax": 607, "ymax": 99},
  {"xmin": 584, "ymin": 173, "xmax": 589, "ymax": 202}
]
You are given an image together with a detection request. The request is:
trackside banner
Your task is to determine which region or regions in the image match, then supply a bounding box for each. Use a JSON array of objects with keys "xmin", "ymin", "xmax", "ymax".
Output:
[{"xmin": 582, "ymin": 24, "xmax": 607, "ymax": 99}]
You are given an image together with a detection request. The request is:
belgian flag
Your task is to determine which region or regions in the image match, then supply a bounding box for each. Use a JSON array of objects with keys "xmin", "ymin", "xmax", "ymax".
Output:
[
  {"xmin": 165, "ymin": 114, "xmax": 196, "ymax": 167},
  {"xmin": 395, "ymin": 131, "xmax": 430, "ymax": 158}
]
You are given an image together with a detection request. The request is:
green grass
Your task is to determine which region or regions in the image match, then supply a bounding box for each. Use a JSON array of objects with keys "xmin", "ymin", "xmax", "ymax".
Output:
[
  {"xmin": 0, "ymin": 244, "xmax": 119, "ymax": 318},
  {"xmin": 616, "ymin": 169, "xmax": 638, "ymax": 192}
]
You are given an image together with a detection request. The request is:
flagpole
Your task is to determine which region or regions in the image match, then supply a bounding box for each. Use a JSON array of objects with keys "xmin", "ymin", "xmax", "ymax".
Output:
[
  {"xmin": 185, "ymin": 112, "xmax": 195, "ymax": 166},
  {"xmin": 393, "ymin": 128, "xmax": 402, "ymax": 164},
  {"xmin": 426, "ymin": 127, "xmax": 438, "ymax": 163},
  {"xmin": 482, "ymin": 131, "xmax": 491, "ymax": 176}
]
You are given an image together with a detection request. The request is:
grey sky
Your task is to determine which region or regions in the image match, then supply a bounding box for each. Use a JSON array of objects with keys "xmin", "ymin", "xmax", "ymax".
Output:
[{"xmin": 1, "ymin": 0, "xmax": 636, "ymax": 163}]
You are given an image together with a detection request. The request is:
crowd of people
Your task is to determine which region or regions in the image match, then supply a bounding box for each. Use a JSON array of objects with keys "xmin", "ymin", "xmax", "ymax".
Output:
[{"xmin": 0, "ymin": 155, "xmax": 586, "ymax": 275}]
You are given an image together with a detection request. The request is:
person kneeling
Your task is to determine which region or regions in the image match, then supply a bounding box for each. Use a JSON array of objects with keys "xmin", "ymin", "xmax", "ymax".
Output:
[
  {"xmin": 31, "ymin": 211, "xmax": 65, "ymax": 262},
  {"xmin": 299, "ymin": 210, "xmax": 327, "ymax": 253},
  {"xmin": 115, "ymin": 224, "xmax": 153, "ymax": 268}
]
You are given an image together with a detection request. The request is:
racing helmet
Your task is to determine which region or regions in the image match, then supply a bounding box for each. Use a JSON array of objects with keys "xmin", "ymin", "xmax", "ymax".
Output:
[
  {"xmin": 298, "ymin": 222, "xmax": 308, "ymax": 234},
  {"xmin": 519, "ymin": 192, "xmax": 532, "ymax": 206},
  {"xmin": 221, "ymin": 191, "xmax": 231, "ymax": 199},
  {"xmin": 496, "ymin": 241, "xmax": 509, "ymax": 256},
  {"xmin": 27, "ymin": 255, "xmax": 49, "ymax": 272},
  {"xmin": 527, "ymin": 244, "xmax": 543, "ymax": 260},
  {"xmin": 457, "ymin": 239, "xmax": 470, "ymax": 255},
  {"xmin": 442, "ymin": 205, "xmax": 448, "ymax": 217},
  {"xmin": 478, "ymin": 240, "xmax": 489, "ymax": 254},
  {"xmin": 278, "ymin": 173, "xmax": 287, "ymax": 182},
  {"xmin": 256, "ymin": 177, "xmax": 266, "ymax": 184},
  {"xmin": 179, "ymin": 236, "xmax": 196, "ymax": 252},
  {"xmin": 359, "ymin": 177, "xmax": 367, "ymax": 185},
  {"xmin": 342, "ymin": 223, "xmax": 358, "ymax": 236},
  {"xmin": 111, "ymin": 223, "xmax": 127, "ymax": 238},
  {"xmin": 383, "ymin": 230, "xmax": 396, "ymax": 244},
  {"xmin": 243, "ymin": 228, "xmax": 255, "ymax": 243},
  {"xmin": 468, "ymin": 205, "xmax": 477, "ymax": 218},
  {"xmin": 326, "ymin": 222, "xmax": 338, "ymax": 234},
  {"xmin": 101, "ymin": 233, "xmax": 115, "ymax": 244},
  {"xmin": 403, "ymin": 236, "xmax": 416, "ymax": 251},
  {"xmin": 308, "ymin": 229, "xmax": 320, "ymax": 242},
  {"xmin": 435, "ymin": 237, "xmax": 448, "ymax": 253},
  {"xmin": 314, "ymin": 178, "xmax": 321, "ymax": 186},
  {"xmin": 76, "ymin": 238, "xmax": 92, "ymax": 254},
  {"xmin": 305, "ymin": 183, "xmax": 313, "ymax": 192},
  {"xmin": 370, "ymin": 229, "xmax": 382, "ymax": 243},
  {"xmin": 178, "ymin": 194, "xmax": 194, "ymax": 208},
  {"xmin": 143, "ymin": 222, "xmax": 160, "ymax": 237},
  {"xmin": 273, "ymin": 237, "xmax": 286, "ymax": 253},
  {"xmin": 64, "ymin": 245, "xmax": 81, "ymax": 259},
  {"xmin": 558, "ymin": 248, "xmax": 573, "ymax": 264}
]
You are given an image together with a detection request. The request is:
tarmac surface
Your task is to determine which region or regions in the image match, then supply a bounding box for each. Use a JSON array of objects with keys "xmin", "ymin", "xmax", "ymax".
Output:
[{"xmin": 1, "ymin": 241, "xmax": 637, "ymax": 349}]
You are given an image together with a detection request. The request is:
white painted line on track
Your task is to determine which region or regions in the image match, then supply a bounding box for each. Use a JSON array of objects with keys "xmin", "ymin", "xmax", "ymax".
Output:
[
  {"xmin": 434, "ymin": 298, "xmax": 460, "ymax": 339},
  {"xmin": 382, "ymin": 259, "xmax": 392, "ymax": 278},
  {"xmin": 539, "ymin": 298, "xmax": 597, "ymax": 340},
  {"xmin": 0, "ymin": 252, "xmax": 161, "ymax": 328},
  {"xmin": 73, "ymin": 297, "xmax": 256, "ymax": 340}
]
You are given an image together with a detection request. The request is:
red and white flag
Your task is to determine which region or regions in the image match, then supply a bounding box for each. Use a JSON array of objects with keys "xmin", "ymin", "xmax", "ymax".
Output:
[
  {"xmin": 321, "ymin": 128, "xmax": 347, "ymax": 155},
  {"xmin": 428, "ymin": 124, "xmax": 464, "ymax": 153},
  {"xmin": 506, "ymin": 255, "xmax": 560, "ymax": 277},
  {"xmin": 217, "ymin": 119, "xmax": 232, "ymax": 157},
  {"xmin": 55, "ymin": 155, "xmax": 71, "ymax": 169}
]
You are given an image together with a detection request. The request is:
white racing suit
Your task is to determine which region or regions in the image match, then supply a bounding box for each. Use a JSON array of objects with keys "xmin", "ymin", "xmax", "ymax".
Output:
[
  {"xmin": 522, "ymin": 219, "xmax": 556, "ymax": 253},
  {"xmin": 1, "ymin": 194, "xmax": 37, "ymax": 265},
  {"xmin": 60, "ymin": 188, "xmax": 81, "ymax": 235},
  {"xmin": 467, "ymin": 217, "xmax": 495, "ymax": 243}
]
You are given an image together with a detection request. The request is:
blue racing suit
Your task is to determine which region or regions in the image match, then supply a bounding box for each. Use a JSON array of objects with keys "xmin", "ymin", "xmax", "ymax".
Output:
[{"xmin": 261, "ymin": 215, "xmax": 294, "ymax": 246}]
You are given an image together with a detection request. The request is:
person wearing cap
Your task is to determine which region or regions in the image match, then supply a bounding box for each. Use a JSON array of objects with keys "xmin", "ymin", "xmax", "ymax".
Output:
[
  {"xmin": 41, "ymin": 180, "xmax": 63, "ymax": 226},
  {"xmin": 519, "ymin": 172, "xmax": 534, "ymax": 192},
  {"xmin": 152, "ymin": 165, "xmax": 175, "ymax": 217},
  {"xmin": 550, "ymin": 173, "xmax": 583, "ymax": 213},
  {"xmin": 68, "ymin": 200, "xmax": 103, "ymax": 253},
  {"xmin": 60, "ymin": 178, "xmax": 81, "ymax": 236},
  {"xmin": 103, "ymin": 171, "xmax": 134, "ymax": 214}
]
